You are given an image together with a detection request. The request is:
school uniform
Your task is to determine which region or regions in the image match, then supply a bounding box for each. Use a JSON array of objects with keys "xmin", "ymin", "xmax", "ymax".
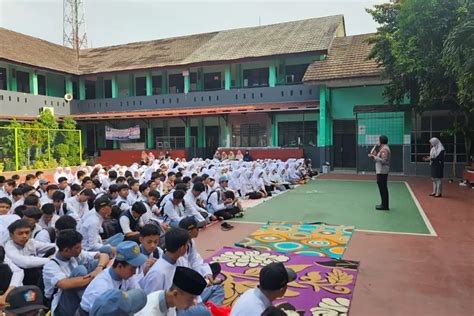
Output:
[
  {"xmin": 66, "ymin": 196, "xmax": 89, "ymax": 219},
  {"xmin": 4, "ymin": 256, "xmax": 24, "ymax": 287},
  {"xmin": 118, "ymin": 209, "xmax": 145, "ymax": 235},
  {"xmin": 230, "ymin": 288, "xmax": 271, "ymax": 316},
  {"xmin": 0, "ymin": 214, "xmax": 21, "ymax": 246},
  {"xmin": 5, "ymin": 238, "xmax": 56, "ymax": 269},
  {"xmin": 80, "ymin": 267, "xmax": 141, "ymax": 313},
  {"xmin": 140, "ymin": 253, "xmax": 181, "ymax": 295},
  {"xmin": 183, "ymin": 191, "xmax": 208, "ymax": 223},
  {"xmin": 59, "ymin": 186, "xmax": 71, "ymax": 199},
  {"xmin": 181, "ymin": 240, "xmax": 212, "ymax": 277},
  {"xmin": 43, "ymin": 251, "xmax": 98, "ymax": 315},
  {"xmin": 40, "ymin": 195, "xmax": 54, "ymax": 206},
  {"xmin": 127, "ymin": 190, "xmax": 141, "ymax": 205},
  {"xmin": 141, "ymin": 200, "xmax": 159, "ymax": 224},
  {"xmin": 11, "ymin": 198, "xmax": 24, "ymax": 212},
  {"xmin": 38, "ymin": 214, "xmax": 60, "ymax": 229},
  {"xmin": 116, "ymin": 196, "xmax": 131, "ymax": 211},
  {"xmin": 135, "ymin": 290, "xmax": 176, "ymax": 316},
  {"xmin": 162, "ymin": 200, "xmax": 185, "ymax": 227},
  {"xmin": 80, "ymin": 210, "xmax": 105, "ymax": 251}
]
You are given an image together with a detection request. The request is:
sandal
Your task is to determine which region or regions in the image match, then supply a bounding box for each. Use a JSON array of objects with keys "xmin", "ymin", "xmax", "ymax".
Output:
[{"xmin": 221, "ymin": 222, "xmax": 234, "ymax": 231}]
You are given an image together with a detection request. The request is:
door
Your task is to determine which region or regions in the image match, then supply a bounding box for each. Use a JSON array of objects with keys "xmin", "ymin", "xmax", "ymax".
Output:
[
  {"xmin": 333, "ymin": 120, "xmax": 356, "ymax": 168},
  {"xmin": 205, "ymin": 126, "xmax": 219, "ymax": 159}
]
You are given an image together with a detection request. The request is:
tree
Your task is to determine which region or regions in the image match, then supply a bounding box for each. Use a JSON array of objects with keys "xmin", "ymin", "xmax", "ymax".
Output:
[
  {"xmin": 58, "ymin": 117, "xmax": 81, "ymax": 166},
  {"xmin": 2, "ymin": 119, "xmax": 27, "ymax": 170},
  {"xmin": 367, "ymin": 0, "xmax": 473, "ymax": 164}
]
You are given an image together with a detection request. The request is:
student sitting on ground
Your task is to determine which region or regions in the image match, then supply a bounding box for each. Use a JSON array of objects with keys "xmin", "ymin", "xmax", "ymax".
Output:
[
  {"xmin": 57, "ymin": 177, "xmax": 71, "ymax": 199},
  {"xmin": 116, "ymin": 184, "xmax": 132, "ymax": 211},
  {"xmin": 43, "ymin": 229, "xmax": 109, "ymax": 315},
  {"xmin": 117, "ymin": 201, "xmax": 147, "ymax": 242},
  {"xmin": 140, "ymin": 227, "xmax": 190, "ymax": 295},
  {"xmin": 34, "ymin": 214, "xmax": 78, "ymax": 244},
  {"xmin": 89, "ymin": 288, "xmax": 147, "ymax": 316},
  {"xmin": 22, "ymin": 207, "xmax": 43, "ymax": 239},
  {"xmin": 162, "ymin": 190, "xmax": 187, "ymax": 228},
  {"xmin": 38, "ymin": 203, "xmax": 59, "ymax": 229},
  {"xmin": 5, "ymin": 219, "xmax": 56, "ymax": 286},
  {"xmin": 137, "ymin": 224, "xmax": 164, "ymax": 277},
  {"xmin": 66, "ymin": 188, "xmax": 94, "ymax": 220},
  {"xmin": 40, "ymin": 184, "xmax": 59, "ymax": 206},
  {"xmin": 0, "ymin": 197, "xmax": 20, "ymax": 246},
  {"xmin": 207, "ymin": 181, "xmax": 244, "ymax": 220},
  {"xmin": 184, "ymin": 182, "xmax": 215, "ymax": 225},
  {"xmin": 136, "ymin": 266, "xmax": 208, "ymax": 316},
  {"xmin": 0, "ymin": 245, "xmax": 24, "ymax": 310},
  {"xmin": 78, "ymin": 240, "xmax": 147, "ymax": 315},
  {"xmin": 80, "ymin": 196, "xmax": 124, "ymax": 256}
]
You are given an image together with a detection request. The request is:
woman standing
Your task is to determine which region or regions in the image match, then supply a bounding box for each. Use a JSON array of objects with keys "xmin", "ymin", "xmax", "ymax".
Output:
[
  {"xmin": 369, "ymin": 135, "xmax": 391, "ymax": 211},
  {"xmin": 424, "ymin": 137, "xmax": 445, "ymax": 197}
]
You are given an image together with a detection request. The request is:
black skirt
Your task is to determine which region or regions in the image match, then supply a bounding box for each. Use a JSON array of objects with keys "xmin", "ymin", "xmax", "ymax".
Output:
[{"xmin": 430, "ymin": 150, "xmax": 445, "ymax": 178}]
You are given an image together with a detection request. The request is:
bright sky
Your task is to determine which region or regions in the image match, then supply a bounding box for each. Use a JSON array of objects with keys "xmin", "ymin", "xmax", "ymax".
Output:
[{"xmin": 0, "ymin": 0, "xmax": 388, "ymax": 48}]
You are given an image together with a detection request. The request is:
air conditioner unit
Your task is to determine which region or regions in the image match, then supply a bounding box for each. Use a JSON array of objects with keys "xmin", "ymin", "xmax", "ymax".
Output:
[{"xmin": 39, "ymin": 106, "xmax": 54, "ymax": 115}]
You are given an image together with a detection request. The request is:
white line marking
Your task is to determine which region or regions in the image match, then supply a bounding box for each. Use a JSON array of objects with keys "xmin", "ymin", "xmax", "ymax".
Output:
[{"xmin": 404, "ymin": 181, "xmax": 438, "ymax": 236}]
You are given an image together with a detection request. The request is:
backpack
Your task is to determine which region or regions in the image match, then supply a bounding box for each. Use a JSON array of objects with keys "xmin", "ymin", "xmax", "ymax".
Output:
[{"xmin": 34, "ymin": 227, "xmax": 57, "ymax": 243}]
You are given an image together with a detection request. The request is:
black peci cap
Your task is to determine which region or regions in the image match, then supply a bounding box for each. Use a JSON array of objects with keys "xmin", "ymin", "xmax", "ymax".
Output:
[
  {"xmin": 259, "ymin": 262, "xmax": 297, "ymax": 291},
  {"xmin": 172, "ymin": 266, "xmax": 207, "ymax": 296}
]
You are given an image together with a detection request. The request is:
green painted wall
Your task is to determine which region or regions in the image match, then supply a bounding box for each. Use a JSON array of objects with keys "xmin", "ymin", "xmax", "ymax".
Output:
[
  {"xmin": 330, "ymin": 85, "xmax": 386, "ymax": 119},
  {"xmin": 46, "ymin": 73, "xmax": 65, "ymax": 97},
  {"xmin": 274, "ymin": 113, "xmax": 318, "ymax": 123}
]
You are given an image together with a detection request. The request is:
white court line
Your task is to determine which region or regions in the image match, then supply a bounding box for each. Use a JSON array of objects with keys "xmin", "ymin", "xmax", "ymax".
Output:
[
  {"xmin": 404, "ymin": 181, "xmax": 438, "ymax": 237},
  {"xmin": 320, "ymin": 178, "xmax": 406, "ymax": 183}
]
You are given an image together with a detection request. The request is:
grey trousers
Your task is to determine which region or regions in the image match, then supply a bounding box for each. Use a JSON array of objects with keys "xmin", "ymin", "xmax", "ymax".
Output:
[{"xmin": 432, "ymin": 178, "xmax": 442, "ymax": 195}]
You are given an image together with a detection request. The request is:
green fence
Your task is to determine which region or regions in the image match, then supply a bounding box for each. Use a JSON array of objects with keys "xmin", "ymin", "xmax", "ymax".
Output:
[{"xmin": 0, "ymin": 127, "xmax": 82, "ymax": 172}]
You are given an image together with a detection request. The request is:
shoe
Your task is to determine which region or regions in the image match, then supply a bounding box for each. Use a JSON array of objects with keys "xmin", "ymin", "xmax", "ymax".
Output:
[
  {"xmin": 234, "ymin": 212, "xmax": 244, "ymax": 218},
  {"xmin": 429, "ymin": 193, "xmax": 436, "ymax": 196},
  {"xmin": 376, "ymin": 205, "xmax": 389, "ymax": 211},
  {"xmin": 221, "ymin": 222, "xmax": 234, "ymax": 231},
  {"xmin": 434, "ymin": 194, "xmax": 442, "ymax": 198}
]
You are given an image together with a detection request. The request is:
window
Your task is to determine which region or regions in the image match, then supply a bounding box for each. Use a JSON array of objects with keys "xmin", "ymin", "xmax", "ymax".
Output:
[
  {"xmin": 190, "ymin": 73, "xmax": 197, "ymax": 91},
  {"xmin": 285, "ymin": 64, "xmax": 309, "ymax": 84},
  {"xmin": 72, "ymin": 81, "xmax": 79, "ymax": 99},
  {"xmin": 38, "ymin": 75, "xmax": 46, "ymax": 95},
  {"xmin": 231, "ymin": 123, "xmax": 268, "ymax": 147},
  {"xmin": 243, "ymin": 68, "xmax": 269, "ymax": 87},
  {"xmin": 203, "ymin": 72, "xmax": 221, "ymax": 91},
  {"xmin": 135, "ymin": 77, "xmax": 146, "ymax": 96},
  {"xmin": 85, "ymin": 80, "xmax": 96, "ymax": 99},
  {"xmin": 152, "ymin": 75, "xmax": 162, "ymax": 95},
  {"xmin": 278, "ymin": 121, "xmax": 317, "ymax": 147},
  {"xmin": 16, "ymin": 70, "xmax": 30, "ymax": 93},
  {"xmin": 411, "ymin": 113, "xmax": 468, "ymax": 163},
  {"xmin": 0, "ymin": 67, "xmax": 6, "ymax": 90},
  {"xmin": 169, "ymin": 74, "xmax": 184, "ymax": 94},
  {"xmin": 104, "ymin": 79, "xmax": 112, "ymax": 98}
]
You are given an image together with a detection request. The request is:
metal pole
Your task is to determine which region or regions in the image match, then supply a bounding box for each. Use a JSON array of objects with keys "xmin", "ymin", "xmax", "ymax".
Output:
[
  {"xmin": 14, "ymin": 128, "xmax": 19, "ymax": 171},
  {"xmin": 79, "ymin": 129, "xmax": 83, "ymax": 164},
  {"xmin": 47, "ymin": 129, "xmax": 51, "ymax": 164}
]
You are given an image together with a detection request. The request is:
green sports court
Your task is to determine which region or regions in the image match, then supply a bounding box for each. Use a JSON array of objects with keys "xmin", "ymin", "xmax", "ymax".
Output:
[{"xmin": 232, "ymin": 179, "xmax": 433, "ymax": 235}]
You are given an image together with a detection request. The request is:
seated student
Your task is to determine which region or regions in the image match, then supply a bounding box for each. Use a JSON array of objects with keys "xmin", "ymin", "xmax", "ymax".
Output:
[
  {"xmin": 184, "ymin": 183, "xmax": 215, "ymax": 225},
  {"xmin": 80, "ymin": 196, "xmax": 124, "ymax": 255},
  {"xmin": 43, "ymin": 229, "xmax": 109, "ymax": 316},
  {"xmin": 117, "ymin": 201, "xmax": 147, "ymax": 242},
  {"xmin": 66, "ymin": 188, "xmax": 95, "ymax": 220},
  {"xmin": 70, "ymin": 183, "xmax": 82, "ymax": 198},
  {"xmin": 137, "ymin": 224, "xmax": 164, "ymax": 278},
  {"xmin": 0, "ymin": 179, "xmax": 15, "ymax": 202},
  {"xmin": 231, "ymin": 262, "xmax": 296, "ymax": 316},
  {"xmin": 4, "ymin": 285, "xmax": 47, "ymax": 316},
  {"xmin": 89, "ymin": 288, "xmax": 147, "ymax": 316},
  {"xmin": 52, "ymin": 191, "xmax": 69, "ymax": 216},
  {"xmin": 0, "ymin": 197, "xmax": 21, "ymax": 246},
  {"xmin": 38, "ymin": 203, "xmax": 59, "ymax": 229},
  {"xmin": 127, "ymin": 180, "xmax": 141, "ymax": 205},
  {"xmin": 162, "ymin": 190, "xmax": 186, "ymax": 228},
  {"xmin": 81, "ymin": 176, "xmax": 94, "ymax": 190},
  {"xmin": 24, "ymin": 174, "xmax": 37, "ymax": 187},
  {"xmin": 78, "ymin": 241, "xmax": 147, "ymax": 315},
  {"xmin": 36, "ymin": 178, "xmax": 49, "ymax": 199},
  {"xmin": 140, "ymin": 228, "xmax": 190, "ymax": 295},
  {"xmin": 23, "ymin": 194, "xmax": 41, "ymax": 210},
  {"xmin": 22, "ymin": 207, "xmax": 43, "ymax": 238},
  {"xmin": 10, "ymin": 188, "xmax": 24, "ymax": 211},
  {"xmin": 116, "ymin": 184, "xmax": 131, "ymax": 211},
  {"xmin": 40, "ymin": 184, "xmax": 59, "ymax": 206},
  {"xmin": 35, "ymin": 214, "xmax": 78, "ymax": 244},
  {"xmin": 91, "ymin": 179, "xmax": 103, "ymax": 196},
  {"xmin": 5, "ymin": 219, "xmax": 56, "ymax": 286},
  {"xmin": 138, "ymin": 183, "xmax": 150, "ymax": 202},
  {"xmin": 57, "ymin": 177, "xmax": 71, "ymax": 199},
  {"xmin": 163, "ymin": 172, "xmax": 176, "ymax": 194},
  {"xmin": 207, "ymin": 185, "xmax": 243, "ymax": 220},
  {"xmin": 0, "ymin": 245, "xmax": 24, "ymax": 309},
  {"xmin": 136, "ymin": 266, "xmax": 207, "ymax": 316},
  {"xmin": 142, "ymin": 190, "xmax": 162, "ymax": 224}
]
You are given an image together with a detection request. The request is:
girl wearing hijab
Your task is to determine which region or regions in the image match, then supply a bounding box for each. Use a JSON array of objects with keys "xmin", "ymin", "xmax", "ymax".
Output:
[
  {"xmin": 53, "ymin": 166, "xmax": 65, "ymax": 183},
  {"xmin": 235, "ymin": 150, "xmax": 243, "ymax": 160},
  {"xmin": 423, "ymin": 137, "xmax": 445, "ymax": 197}
]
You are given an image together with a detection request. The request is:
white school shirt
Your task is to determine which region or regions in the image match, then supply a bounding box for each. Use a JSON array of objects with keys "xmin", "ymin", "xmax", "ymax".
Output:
[
  {"xmin": 80, "ymin": 267, "xmax": 141, "ymax": 312},
  {"xmin": 80, "ymin": 210, "xmax": 104, "ymax": 251},
  {"xmin": 59, "ymin": 186, "xmax": 71, "ymax": 199},
  {"xmin": 141, "ymin": 201, "xmax": 158, "ymax": 224},
  {"xmin": 0, "ymin": 214, "xmax": 21, "ymax": 246},
  {"xmin": 116, "ymin": 196, "xmax": 131, "ymax": 211},
  {"xmin": 38, "ymin": 214, "xmax": 60, "ymax": 229},
  {"xmin": 66, "ymin": 196, "xmax": 89, "ymax": 219},
  {"xmin": 11, "ymin": 198, "xmax": 24, "ymax": 212},
  {"xmin": 135, "ymin": 290, "xmax": 176, "ymax": 316},
  {"xmin": 5, "ymin": 238, "xmax": 55, "ymax": 269},
  {"xmin": 140, "ymin": 255, "xmax": 181, "ymax": 295},
  {"xmin": 5, "ymin": 256, "xmax": 24, "ymax": 287},
  {"xmin": 230, "ymin": 288, "xmax": 272, "ymax": 316},
  {"xmin": 40, "ymin": 195, "xmax": 53, "ymax": 206},
  {"xmin": 183, "ymin": 191, "xmax": 207, "ymax": 223},
  {"xmin": 181, "ymin": 239, "xmax": 212, "ymax": 277},
  {"xmin": 162, "ymin": 200, "xmax": 185, "ymax": 224},
  {"xmin": 127, "ymin": 190, "xmax": 140, "ymax": 205},
  {"xmin": 119, "ymin": 210, "xmax": 145, "ymax": 234}
]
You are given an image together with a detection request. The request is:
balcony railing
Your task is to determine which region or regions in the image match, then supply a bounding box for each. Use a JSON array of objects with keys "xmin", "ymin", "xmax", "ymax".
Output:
[{"xmin": 0, "ymin": 84, "xmax": 319, "ymax": 117}]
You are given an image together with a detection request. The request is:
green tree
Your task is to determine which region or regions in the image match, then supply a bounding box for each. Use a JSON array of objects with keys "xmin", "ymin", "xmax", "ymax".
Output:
[
  {"xmin": 2, "ymin": 119, "xmax": 27, "ymax": 170},
  {"xmin": 58, "ymin": 117, "xmax": 81, "ymax": 165},
  {"xmin": 367, "ymin": 0, "xmax": 473, "ymax": 164}
]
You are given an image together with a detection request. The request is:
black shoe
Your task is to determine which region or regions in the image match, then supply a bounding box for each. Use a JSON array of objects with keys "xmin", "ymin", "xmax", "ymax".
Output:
[{"xmin": 376, "ymin": 205, "xmax": 389, "ymax": 211}]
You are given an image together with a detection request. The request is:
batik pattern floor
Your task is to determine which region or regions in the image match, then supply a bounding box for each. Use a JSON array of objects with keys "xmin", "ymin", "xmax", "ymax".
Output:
[
  {"xmin": 234, "ymin": 222, "xmax": 354, "ymax": 259},
  {"xmin": 208, "ymin": 247, "xmax": 359, "ymax": 315}
]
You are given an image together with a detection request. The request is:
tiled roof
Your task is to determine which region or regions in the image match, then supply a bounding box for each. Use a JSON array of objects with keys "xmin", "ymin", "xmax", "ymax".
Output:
[
  {"xmin": 303, "ymin": 33, "xmax": 381, "ymax": 82},
  {"xmin": 0, "ymin": 27, "xmax": 80, "ymax": 74},
  {"xmin": 1, "ymin": 15, "xmax": 344, "ymax": 75}
]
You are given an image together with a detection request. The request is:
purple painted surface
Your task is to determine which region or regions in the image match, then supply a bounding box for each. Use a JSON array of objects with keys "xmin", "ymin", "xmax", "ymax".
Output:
[{"xmin": 208, "ymin": 247, "xmax": 359, "ymax": 315}]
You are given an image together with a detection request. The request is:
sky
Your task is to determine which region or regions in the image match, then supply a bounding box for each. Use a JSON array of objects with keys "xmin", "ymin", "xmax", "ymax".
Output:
[{"xmin": 0, "ymin": 0, "xmax": 388, "ymax": 48}]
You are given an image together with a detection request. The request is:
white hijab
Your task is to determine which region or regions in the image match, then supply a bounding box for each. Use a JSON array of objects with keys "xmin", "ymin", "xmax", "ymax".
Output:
[{"xmin": 429, "ymin": 137, "xmax": 445, "ymax": 158}]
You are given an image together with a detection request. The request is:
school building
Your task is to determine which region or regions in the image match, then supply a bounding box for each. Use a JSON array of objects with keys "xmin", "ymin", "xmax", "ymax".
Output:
[{"xmin": 0, "ymin": 15, "xmax": 467, "ymax": 175}]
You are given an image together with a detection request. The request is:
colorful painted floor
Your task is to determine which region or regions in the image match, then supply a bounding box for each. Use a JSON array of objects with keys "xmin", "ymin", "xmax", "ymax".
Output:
[{"xmin": 196, "ymin": 174, "xmax": 474, "ymax": 315}]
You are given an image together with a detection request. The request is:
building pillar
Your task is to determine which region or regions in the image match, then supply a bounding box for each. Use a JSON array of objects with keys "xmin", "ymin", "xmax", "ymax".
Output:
[
  {"xmin": 111, "ymin": 75, "xmax": 119, "ymax": 98},
  {"xmin": 161, "ymin": 71, "xmax": 168, "ymax": 95},
  {"xmin": 128, "ymin": 73, "xmax": 134, "ymax": 97},
  {"xmin": 197, "ymin": 118, "xmax": 205, "ymax": 149},
  {"xmin": 197, "ymin": 68, "xmax": 204, "ymax": 91},
  {"xmin": 65, "ymin": 76, "xmax": 73, "ymax": 96},
  {"xmin": 277, "ymin": 59, "xmax": 286, "ymax": 85},
  {"xmin": 185, "ymin": 119, "xmax": 191, "ymax": 148},
  {"xmin": 96, "ymin": 76, "xmax": 104, "ymax": 99},
  {"xmin": 31, "ymin": 71, "xmax": 38, "ymax": 95},
  {"xmin": 318, "ymin": 85, "xmax": 332, "ymax": 167},
  {"xmin": 113, "ymin": 140, "xmax": 119, "ymax": 149},
  {"xmin": 147, "ymin": 127, "xmax": 154, "ymax": 149},
  {"xmin": 183, "ymin": 70, "xmax": 190, "ymax": 94},
  {"xmin": 234, "ymin": 64, "xmax": 242, "ymax": 88},
  {"xmin": 224, "ymin": 65, "xmax": 231, "ymax": 90},
  {"xmin": 271, "ymin": 114, "xmax": 278, "ymax": 147},
  {"xmin": 146, "ymin": 71, "xmax": 153, "ymax": 96},
  {"xmin": 269, "ymin": 62, "xmax": 277, "ymax": 87},
  {"xmin": 7, "ymin": 65, "xmax": 17, "ymax": 91},
  {"xmin": 79, "ymin": 78, "xmax": 86, "ymax": 100}
]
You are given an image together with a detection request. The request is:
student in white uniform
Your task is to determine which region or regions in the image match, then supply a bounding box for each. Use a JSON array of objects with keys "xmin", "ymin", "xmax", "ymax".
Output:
[
  {"xmin": 40, "ymin": 184, "xmax": 59, "ymax": 206},
  {"xmin": 43, "ymin": 229, "xmax": 109, "ymax": 316},
  {"xmin": 80, "ymin": 196, "xmax": 124, "ymax": 256},
  {"xmin": 116, "ymin": 184, "xmax": 132, "ymax": 212},
  {"xmin": 66, "ymin": 189, "xmax": 94, "ymax": 220},
  {"xmin": 89, "ymin": 288, "xmax": 147, "ymax": 316},
  {"xmin": 78, "ymin": 240, "xmax": 147, "ymax": 314},
  {"xmin": 0, "ymin": 245, "xmax": 24, "ymax": 308},
  {"xmin": 140, "ymin": 227, "xmax": 190, "ymax": 295},
  {"xmin": 231, "ymin": 262, "xmax": 296, "ymax": 316},
  {"xmin": 57, "ymin": 177, "xmax": 72, "ymax": 200},
  {"xmin": 127, "ymin": 180, "xmax": 141, "ymax": 205},
  {"xmin": 117, "ymin": 201, "xmax": 147, "ymax": 242},
  {"xmin": 136, "ymin": 224, "xmax": 164, "ymax": 278},
  {"xmin": 38, "ymin": 203, "xmax": 59, "ymax": 229},
  {"xmin": 162, "ymin": 190, "xmax": 186, "ymax": 228},
  {"xmin": 141, "ymin": 190, "xmax": 162, "ymax": 225},
  {"xmin": 5, "ymin": 219, "xmax": 56, "ymax": 286},
  {"xmin": 183, "ymin": 183, "xmax": 214, "ymax": 225},
  {"xmin": 0, "ymin": 197, "xmax": 20, "ymax": 246},
  {"xmin": 35, "ymin": 214, "xmax": 77, "ymax": 244},
  {"xmin": 136, "ymin": 266, "xmax": 207, "ymax": 316},
  {"xmin": 22, "ymin": 207, "xmax": 44, "ymax": 239}
]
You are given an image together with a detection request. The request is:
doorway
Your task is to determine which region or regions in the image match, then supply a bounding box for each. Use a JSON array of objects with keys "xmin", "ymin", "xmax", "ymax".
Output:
[
  {"xmin": 333, "ymin": 120, "xmax": 356, "ymax": 168},
  {"xmin": 205, "ymin": 126, "xmax": 219, "ymax": 159}
]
